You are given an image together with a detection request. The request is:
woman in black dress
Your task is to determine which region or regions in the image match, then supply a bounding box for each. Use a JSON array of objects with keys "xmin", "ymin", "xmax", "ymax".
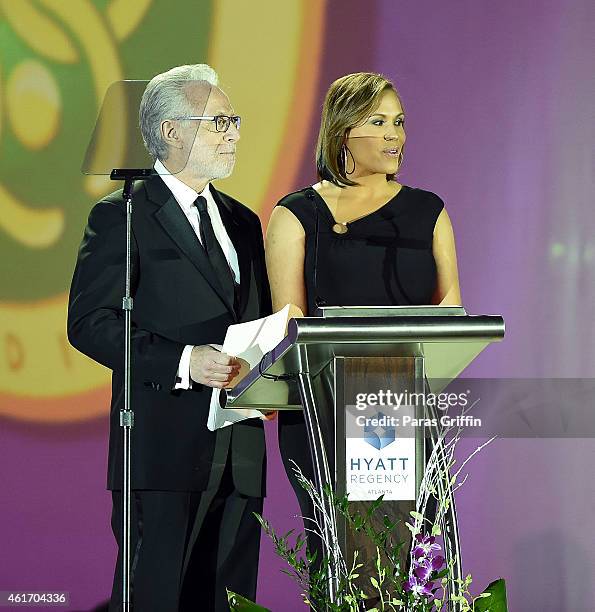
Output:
[{"xmin": 265, "ymin": 72, "xmax": 462, "ymax": 548}]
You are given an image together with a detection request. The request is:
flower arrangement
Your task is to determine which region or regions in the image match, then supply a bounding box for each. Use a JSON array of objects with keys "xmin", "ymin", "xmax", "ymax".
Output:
[{"xmin": 228, "ymin": 421, "xmax": 508, "ymax": 611}]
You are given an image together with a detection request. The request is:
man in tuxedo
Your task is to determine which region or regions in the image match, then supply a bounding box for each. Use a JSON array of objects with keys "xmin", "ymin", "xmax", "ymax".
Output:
[{"xmin": 68, "ymin": 64, "xmax": 271, "ymax": 611}]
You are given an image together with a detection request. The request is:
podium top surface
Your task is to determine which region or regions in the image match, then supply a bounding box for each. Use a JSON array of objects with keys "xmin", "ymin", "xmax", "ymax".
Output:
[
  {"xmin": 223, "ymin": 307, "xmax": 505, "ymax": 408},
  {"xmin": 317, "ymin": 305, "xmax": 467, "ymax": 318},
  {"xmin": 286, "ymin": 310, "xmax": 504, "ymax": 345}
]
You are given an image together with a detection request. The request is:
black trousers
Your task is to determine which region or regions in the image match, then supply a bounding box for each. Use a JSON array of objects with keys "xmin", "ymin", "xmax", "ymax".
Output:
[
  {"xmin": 109, "ymin": 460, "xmax": 263, "ymax": 612},
  {"xmin": 278, "ymin": 411, "xmax": 324, "ymax": 565}
]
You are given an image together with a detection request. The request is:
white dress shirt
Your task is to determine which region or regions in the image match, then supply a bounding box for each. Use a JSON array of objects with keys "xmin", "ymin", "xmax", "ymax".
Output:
[{"xmin": 153, "ymin": 159, "xmax": 240, "ymax": 389}]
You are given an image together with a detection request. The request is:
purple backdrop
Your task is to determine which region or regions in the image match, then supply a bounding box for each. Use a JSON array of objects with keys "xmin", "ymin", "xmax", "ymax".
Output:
[{"xmin": 1, "ymin": 2, "xmax": 594, "ymax": 610}]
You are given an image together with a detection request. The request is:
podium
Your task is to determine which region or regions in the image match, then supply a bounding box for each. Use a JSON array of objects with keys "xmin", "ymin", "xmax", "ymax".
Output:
[{"xmin": 220, "ymin": 306, "xmax": 505, "ymax": 603}]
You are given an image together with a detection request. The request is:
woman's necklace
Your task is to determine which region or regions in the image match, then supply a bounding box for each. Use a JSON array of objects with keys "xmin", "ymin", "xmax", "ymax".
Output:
[
  {"xmin": 319, "ymin": 183, "xmax": 403, "ymax": 235},
  {"xmin": 332, "ymin": 223, "xmax": 349, "ymax": 234},
  {"xmin": 331, "ymin": 198, "xmax": 398, "ymax": 234},
  {"xmin": 332, "ymin": 212, "xmax": 373, "ymax": 235}
]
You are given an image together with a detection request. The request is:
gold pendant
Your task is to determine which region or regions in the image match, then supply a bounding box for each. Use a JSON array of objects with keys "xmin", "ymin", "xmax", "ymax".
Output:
[{"xmin": 332, "ymin": 223, "xmax": 348, "ymax": 235}]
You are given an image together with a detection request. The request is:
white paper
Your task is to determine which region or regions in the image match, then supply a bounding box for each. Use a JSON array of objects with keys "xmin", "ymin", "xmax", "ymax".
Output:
[{"xmin": 207, "ymin": 304, "xmax": 293, "ymax": 430}]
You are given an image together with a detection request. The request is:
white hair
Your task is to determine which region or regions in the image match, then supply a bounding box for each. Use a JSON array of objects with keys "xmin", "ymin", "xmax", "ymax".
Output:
[{"xmin": 139, "ymin": 64, "xmax": 219, "ymax": 160}]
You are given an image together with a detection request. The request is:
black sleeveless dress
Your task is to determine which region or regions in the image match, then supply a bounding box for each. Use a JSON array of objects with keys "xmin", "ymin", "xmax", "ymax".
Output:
[{"xmin": 276, "ymin": 184, "xmax": 445, "ymax": 530}]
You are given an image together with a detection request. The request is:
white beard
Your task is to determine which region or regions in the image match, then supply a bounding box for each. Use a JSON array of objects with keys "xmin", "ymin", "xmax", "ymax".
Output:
[{"xmin": 186, "ymin": 146, "xmax": 235, "ymax": 181}]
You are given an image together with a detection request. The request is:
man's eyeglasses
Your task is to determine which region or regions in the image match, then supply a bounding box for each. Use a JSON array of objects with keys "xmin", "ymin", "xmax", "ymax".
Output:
[{"xmin": 171, "ymin": 115, "xmax": 241, "ymax": 133}]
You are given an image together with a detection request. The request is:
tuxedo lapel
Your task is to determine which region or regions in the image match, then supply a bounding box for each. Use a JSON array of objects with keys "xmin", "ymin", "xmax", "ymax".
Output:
[
  {"xmin": 210, "ymin": 186, "xmax": 252, "ymax": 318},
  {"xmin": 146, "ymin": 177, "xmax": 237, "ymax": 317}
]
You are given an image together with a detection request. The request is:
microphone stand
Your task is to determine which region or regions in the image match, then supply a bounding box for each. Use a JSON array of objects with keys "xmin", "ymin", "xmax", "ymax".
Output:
[{"xmin": 110, "ymin": 167, "xmax": 154, "ymax": 612}]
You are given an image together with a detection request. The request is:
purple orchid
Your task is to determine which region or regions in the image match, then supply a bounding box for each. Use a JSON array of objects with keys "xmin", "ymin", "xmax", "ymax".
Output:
[
  {"xmin": 405, "ymin": 532, "xmax": 445, "ymax": 598},
  {"xmin": 413, "ymin": 555, "xmax": 445, "ymax": 581},
  {"xmin": 412, "ymin": 534, "xmax": 442, "ymax": 558},
  {"xmin": 404, "ymin": 575, "xmax": 434, "ymax": 597}
]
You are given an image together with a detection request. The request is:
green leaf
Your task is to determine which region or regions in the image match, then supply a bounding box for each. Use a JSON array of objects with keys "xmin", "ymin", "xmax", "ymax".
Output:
[
  {"xmin": 473, "ymin": 578, "xmax": 508, "ymax": 612},
  {"xmin": 451, "ymin": 593, "xmax": 469, "ymax": 602},
  {"xmin": 227, "ymin": 590, "xmax": 271, "ymax": 611},
  {"xmin": 405, "ymin": 522, "xmax": 418, "ymax": 535},
  {"xmin": 253, "ymin": 512, "xmax": 266, "ymax": 528}
]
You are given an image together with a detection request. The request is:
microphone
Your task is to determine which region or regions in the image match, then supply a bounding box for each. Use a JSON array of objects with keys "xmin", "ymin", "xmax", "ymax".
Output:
[{"xmin": 306, "ymin": 190, "xmax": 327, "ymax": 312}]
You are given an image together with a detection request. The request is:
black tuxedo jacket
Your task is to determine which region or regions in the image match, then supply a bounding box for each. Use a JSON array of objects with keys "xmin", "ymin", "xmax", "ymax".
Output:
[{"xmin": 68, "ymin": 176, "xmax": 271, "ymax": 496}]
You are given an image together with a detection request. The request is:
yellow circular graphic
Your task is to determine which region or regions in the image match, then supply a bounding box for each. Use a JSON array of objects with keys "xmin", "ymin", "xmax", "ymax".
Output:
[{"xmin": 7, "ymin": 59, "xmax": 61, "ymax": 151}]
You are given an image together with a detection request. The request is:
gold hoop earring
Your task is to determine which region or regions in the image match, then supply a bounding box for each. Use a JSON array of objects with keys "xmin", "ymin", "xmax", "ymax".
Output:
[{"xmin": 341, "ymin": 144, "xmax": 356, "ymax": 175}]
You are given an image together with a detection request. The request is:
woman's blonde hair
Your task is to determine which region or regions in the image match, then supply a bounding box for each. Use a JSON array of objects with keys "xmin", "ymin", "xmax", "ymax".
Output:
[{"xmin": 316, "ymin": 72, "xmax": 403, "ymax": 187}]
